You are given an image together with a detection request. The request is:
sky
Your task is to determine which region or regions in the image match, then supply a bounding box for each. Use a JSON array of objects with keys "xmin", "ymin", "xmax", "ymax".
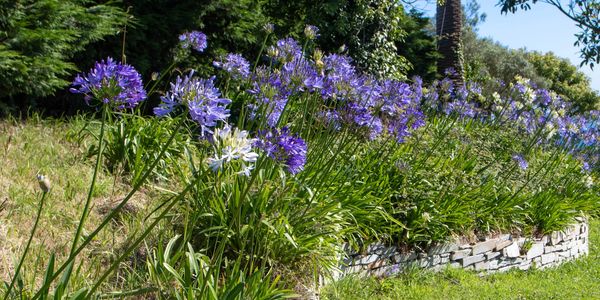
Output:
[{"xmin": 414, "ymin": 0, "xmax": 599, "ymax": 91}]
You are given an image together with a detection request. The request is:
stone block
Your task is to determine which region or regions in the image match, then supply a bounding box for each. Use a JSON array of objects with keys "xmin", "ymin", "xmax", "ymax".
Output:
[
  {"xmin": 486, "ymin": 251, "xmax": 501, "ymax": 260},
  {"xmin": 370, "ymin": 267, "xmax": 388, "ymax": 278},
  {"xmin": 367, "ymin": 242, "xmax": 385, "ymax": 254},
  {"xmin": 377, "ymin": 246, "xmax": 397, "ymax": 258},
  {"xmin": 428, "ymin": 242, "xmax": 459, "ymax": 256},
  {"xmin": 358, "ymin": 254, "xmax": 378, "ymax": 265},
  {"xmin": 393, "ymin": 252, "xmax": 417, "ymax": 263},
  {"xmin": 518, "ymin": 263, "xmax": 531, "ymax": 270},
  {"xmin": 462, "ymin": 254, "xmax": 486, "ymax": 267},
  {"xmin": 418, "ymin": 257, "xmax": 433, "ymax": 268},
  {"xmin": 473, "ymin": 239, "xmax": 498, "ymax": 255},
  {"xmin": 503, "ymin": 242, "xmax": 520, "ymax": 258},
  {"xmin": 474, "ymin": 261, "xmax": 490, "ymax": 271},
  {"xmin": 344, "ymin": 265, "xmax": 364, "ymax": 274},
  {"xmin": 367, "ymin": 259, "xmax": 386, "ymax": 270},
  {"xmin": 451, "ymin": 249, "xmax": 472, "ymax": 261},
  {"xmin": 541, "ymin": 253, "xmax": 557, "ymax": 265},
  {"xmin": 488, "ymin": 260, "xmax": 499, "ymax": 270},
  {"xmin": 440, "ymin": 256, "xmax": 449, "ymax": 264},
  {"xmin": 495, "ymin": 240, "xmax": 512, "ymax": 251},
  {"xmin": 459, "ymin": 244, "xmax": 473, "ymax": 250},
  {"xmin": 526, "ymin": 242, "xmax": 545, "ymax": 260},
  {"xmin": 550, "ymin": 231, "xmax": 563, "ymax": 245}
]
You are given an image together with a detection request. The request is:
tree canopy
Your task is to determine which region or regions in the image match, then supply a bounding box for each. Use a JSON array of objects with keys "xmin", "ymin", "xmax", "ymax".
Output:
[{"xmin": 497, "ymin": 0, "xmax": 600, "ymax": 68}]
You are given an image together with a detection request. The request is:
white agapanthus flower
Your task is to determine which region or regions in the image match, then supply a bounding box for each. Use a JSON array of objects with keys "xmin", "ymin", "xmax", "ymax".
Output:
[{"xmin": 207, "ymin": 124, "xmax": 258, "ymax": 175}]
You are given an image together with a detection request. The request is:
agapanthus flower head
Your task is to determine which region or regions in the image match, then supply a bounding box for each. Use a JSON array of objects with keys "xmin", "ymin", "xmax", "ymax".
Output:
[
  {"xmin": 280, "ymin": 57, "xmax": 323, "ymax": 92},
  {"xmin": 264, "ymin": 23, "xmax": 275, "ymax": 34},
  {"xmin": 304, "ymin": 25, "xmax": 320, "ymax": 40},
  {"xmin": 512, "ymin": 154, "xmax": 528, "ymax": 170},
  {"xmin": 213, "ymin": 53, "xmax": 251, "ymax": 79},
  {"xmin": 70, "ymin": 57, "xmax": 146, "ymax": 109},
  {"xmin": 272, "ymin": 38, "xmax": 303, "ymax": 62},
  {"xmin": 207, "ymin": 124, "xmax": 258, "ymax": 176},
  {"xmin": 247, "ymin": 68, "xmax": 290, "ymax": 127},
  {"xmin": 255, "ymin": 127, "xmax": 307, "ymax": 174},
  {"xmin": 154, "ymin": 71, "xmax": 230, "ymax": 137},
  {"xmin": 179, "ymin": 31, "xmax": 208, "ymax": 52}
]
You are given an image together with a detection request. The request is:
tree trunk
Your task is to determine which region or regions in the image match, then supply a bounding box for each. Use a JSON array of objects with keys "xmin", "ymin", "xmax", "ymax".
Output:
[{"xmin": 436, "ymin": 0, "xmax": 464, "ymax": 86}]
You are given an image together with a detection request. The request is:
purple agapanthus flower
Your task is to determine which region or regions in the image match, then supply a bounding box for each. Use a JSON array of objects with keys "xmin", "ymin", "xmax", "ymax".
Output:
[
  {"xmin": 213, "ymin": 53, "xmax": 251, "ymax": 79},
  {"xmin": 271, "ymin": 38, "xmax": 303, "ymax": 62},
  {"xmin": 512, "ymin": 154, "xmax": 529, "ymax": 170},
  {"xmin": 70, "ymin": 57, "xmax": 146, "ymax": 109},
  {"xmin": 247, "ymin": 67, "xmax": 290, "ymax": 127},
  {"xmin": 154, "ymin": 71, "xmax": 230, "ymax": 137},
  {"xmin": 255, "ymin": 127, "xmax": 307, "ymax": 174},
  {"xmin": 179, "ymin": 31, "xmax": 208, "ymax": 52}
]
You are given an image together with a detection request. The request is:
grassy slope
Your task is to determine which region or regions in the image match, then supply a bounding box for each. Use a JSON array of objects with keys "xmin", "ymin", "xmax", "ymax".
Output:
[
  {"xmin": 0, "ymin": 117, "xmax": 162, "ymax": 291},
  {"xmin": 322, "ymin": 219, "xmax": 600, "ymax": 299}
]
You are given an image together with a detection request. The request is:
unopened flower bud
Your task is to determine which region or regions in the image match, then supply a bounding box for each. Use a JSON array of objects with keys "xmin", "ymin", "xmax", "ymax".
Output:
[
  {"xmin": 263, "ymin": 23, "xmax": 275, "ymax": 34},
  {"xmin": 37, "ymin": 175, "xmax": 51, "ymax": 193}
]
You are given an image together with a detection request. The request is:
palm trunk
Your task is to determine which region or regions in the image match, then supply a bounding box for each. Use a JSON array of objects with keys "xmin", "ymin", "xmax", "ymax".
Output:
[{"xmin": 436, "ymin": 0, "xmax": 464, "ymax": 86}]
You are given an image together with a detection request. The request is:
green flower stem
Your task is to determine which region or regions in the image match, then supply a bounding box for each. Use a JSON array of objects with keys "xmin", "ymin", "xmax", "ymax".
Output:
[
  {"xmin": 3, "ymin": 191, "xmax": 48, "ymax": 300},
  {"xmin": 253, "ymin": 33, "xmax": 271, "ymax": 72},
  {"xmin": 32, "ymin": 119, "xmax": 184, "ymax": 300},
  {"xmin": 69, "ymin": 105, "xmax": 108, "ymax": 255}
]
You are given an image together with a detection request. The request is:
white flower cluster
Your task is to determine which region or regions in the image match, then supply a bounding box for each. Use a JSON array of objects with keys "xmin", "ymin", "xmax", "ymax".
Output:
[{"xmin": 207, "ymin": 124, "xmax": 258, "ymax": 176}]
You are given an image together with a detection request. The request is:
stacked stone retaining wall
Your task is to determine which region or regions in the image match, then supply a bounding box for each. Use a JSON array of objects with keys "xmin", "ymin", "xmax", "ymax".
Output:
[{"xmin": 340, "ymin": 221, "xmax": 589, "ymax": 278}]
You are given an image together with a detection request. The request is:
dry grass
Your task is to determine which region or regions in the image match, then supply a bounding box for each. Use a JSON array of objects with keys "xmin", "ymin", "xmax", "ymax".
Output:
[{"xmin": 0, "ymin": 116, "xmax": 168, "ymax": 291}]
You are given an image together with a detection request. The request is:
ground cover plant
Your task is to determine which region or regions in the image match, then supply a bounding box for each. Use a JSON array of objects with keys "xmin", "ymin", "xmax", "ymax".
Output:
[{"xmin": 0, "ymin": 24, "xmax": 598, "ymax": 299}]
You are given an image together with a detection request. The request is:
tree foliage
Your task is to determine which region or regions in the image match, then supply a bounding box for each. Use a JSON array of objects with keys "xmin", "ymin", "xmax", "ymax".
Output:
[
  {"xmin": 0, "ymin": 0, "xmax": 128, "ymax": 98},
  {"xmin": 526, "ymin": 51, "xmax": 600, "ymax": 112},
  {"xmin": 498, "ymin": 0, "xmax": 600, "ymax": 68},
  {"xmin": 267, "ymin": 0, "xmax": 418, "ymax": 80}
]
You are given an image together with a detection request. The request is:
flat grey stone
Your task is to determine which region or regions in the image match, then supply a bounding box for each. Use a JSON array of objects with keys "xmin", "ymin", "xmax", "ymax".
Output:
[
  {"xmin": 486, "ymin": 251, "xmax": 501, "ymax": 260},
  {"xmin": 473, "ymin": 239, "xmax": 498, "ymax": 255},
  {"xmin": 428, "ymin": 242, "xmax": 459, "ymax": 256},
  {"xmin": 451, "ymin": 249, "xmax": 472, "ymax": 261},
  {"xmin": 526, "ymin": 242, "xmax": 545, "ymax": 260},
  {"xmin": 503, "ymin": 242, "xmax": 520, "ymax": 258},
  {"xmin": 367, "ymin": 242, "xmax": 385, "ymax": 253},
  {"xmin": 393, "ymin": 252, "xmax": 417, "ymax": 263},
  {"xmin": 359, "ymin": 254, "xmax": 378, "ymax": 265},
  {"xmin": 474, "ymin": 261, "xmax": 490, "ymax": 271},
  {"xmin": 518, "ymin": 263, "xmax": 531, "ymax": 270},
  {"xmin": 541, "ymin": 253, "xmax": 557, "ymax": 265},
  {"xmin": 550, "ymin": 231, "xmax": 563, "ymax": 245},
  {"xmin": 462, "ymin": 254, "xmax": 486, "ymax": 267},
  {"xmin": 488, "ymin": 260, "xmax": 499, "ymax": 270},
  {"xmin": 367, "ymin": 259, "xmax": 386, "ymax": 270},
  {"xmin": 495, "ymin": 240, "xmax": 512, "ymax": 251}
]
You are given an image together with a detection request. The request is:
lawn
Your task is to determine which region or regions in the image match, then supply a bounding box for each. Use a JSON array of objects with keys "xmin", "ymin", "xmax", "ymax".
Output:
[
  {"xmin": 0, "ymin": 116, "xmax": 169, "ymax": 292},
  {"xmin": 322, "ymin": 219, "xmax": 600, "ymax": 299}
]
